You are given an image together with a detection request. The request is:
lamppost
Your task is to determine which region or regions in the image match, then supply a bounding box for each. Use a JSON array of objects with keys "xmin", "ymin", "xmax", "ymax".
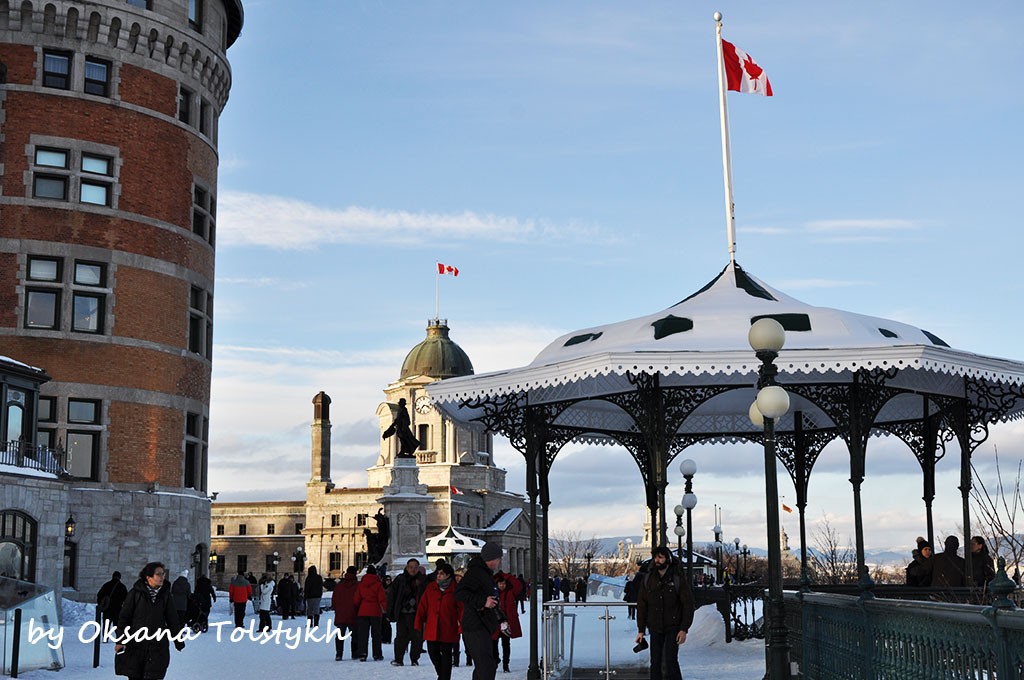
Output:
[
  {"xmin": 738, "ymin": 543, "xmax": 750, "ymax": 582},
  {"xmin": 679, "ymin": 459, "xmax": 697, "ymax": 586},
  {"xmin": 673, "ymin": 504, "xmax": 686, "ymax": 565},
  {"xmin": 749, "ymin": 317, "xmax": 792, "ymax": 680},
  {"xmin": 584, "ymin": 551, "xmax": 594, "ymax": 578},
  {"xmin": 732, "ymin": 537, "xmax": 741, "ymax": 583},
  {"xmin": 64, "ymin": 515, "xmax": 77, "ymax": 542},
  {"xmin": 291, "ymin": 546, "xmax": 304, "ymax": 573},
  {"xmin": 272, "ymin": 551, "xmax": 280, "ymax": 576},
  {"xmin": 712, "ymin": 517, "xmax": 723, "ymax": 585}
]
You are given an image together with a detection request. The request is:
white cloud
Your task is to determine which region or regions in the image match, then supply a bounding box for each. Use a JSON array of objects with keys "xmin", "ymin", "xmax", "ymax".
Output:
[
  {"xmin": 217, "ymin": 191, "xmax": 612, "ymax": 250},
  {"xmin": 806, "ymin": 219, "xmax": 922, "ymax": 232}
]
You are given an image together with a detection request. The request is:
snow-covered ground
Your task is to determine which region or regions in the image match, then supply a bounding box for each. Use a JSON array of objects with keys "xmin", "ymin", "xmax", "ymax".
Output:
[{"xmin": 13, "ymin": 595, "xmax": 765, "ymax": 678}]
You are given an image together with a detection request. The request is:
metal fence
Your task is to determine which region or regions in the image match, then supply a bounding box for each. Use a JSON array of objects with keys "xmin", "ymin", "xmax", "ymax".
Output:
[
  {"xmin": 542, "ymin": 601, "xmax": 640, "ymax": 680},
  {"xmin": 788, "ymin": 591, "xmax": 1024, "ymax": 678},
  {"xmin": 1, "ymin": 440, "xmax": 66, "ymax": 475}
]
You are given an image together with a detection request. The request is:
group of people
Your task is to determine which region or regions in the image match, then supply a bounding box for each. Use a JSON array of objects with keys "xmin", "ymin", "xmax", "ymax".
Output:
[
  {"xmin": 906, "ymin": 535, "xmax": 996, "ymax": 587},
  {"xmin": 547, "ymin": 575, "xmax": 589, "ymax": 602},
  {"xmin": 328, "ymin": 543, "xmax": 524, "ymax": 680}
]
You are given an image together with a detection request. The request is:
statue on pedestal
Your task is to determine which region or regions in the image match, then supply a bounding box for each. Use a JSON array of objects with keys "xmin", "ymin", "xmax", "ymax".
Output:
[{"xmin": 382, "ymin": 398, "xmax": 422, "ymax": 459}]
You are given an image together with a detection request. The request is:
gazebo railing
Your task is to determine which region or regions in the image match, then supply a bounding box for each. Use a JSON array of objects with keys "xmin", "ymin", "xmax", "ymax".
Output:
[
  {"xmin": 791, "ymin": 591, "xmax": 1024, "ymax": 678},
  {"xmin": 1, "ymin": 440, "xmax": 66, "ymax": 475}
]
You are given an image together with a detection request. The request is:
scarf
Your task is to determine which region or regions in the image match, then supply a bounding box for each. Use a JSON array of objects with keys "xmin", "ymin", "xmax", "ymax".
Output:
[{"xmin": 144, "ymin": 583, "xmax": 161, "ymax": 603}]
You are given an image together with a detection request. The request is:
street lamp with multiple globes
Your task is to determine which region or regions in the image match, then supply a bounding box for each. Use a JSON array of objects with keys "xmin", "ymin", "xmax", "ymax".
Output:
[
  {"xmin": 673, "ymin": 505, "xmax": 686, "ymax": 565},
  {"xmin": 733, "ymin": 537, "xmax": 741, "ymax": 583},
  {"xmin": 748, "ymin": 317, "xmax": 792, "ymax": 680},
  {"xmin": 712, "ymin": 517, "xmax": 723, "ymax": 584},
  {"xmin": 679, "ymin": 459, "xmax": 698, "ymax": 585}
]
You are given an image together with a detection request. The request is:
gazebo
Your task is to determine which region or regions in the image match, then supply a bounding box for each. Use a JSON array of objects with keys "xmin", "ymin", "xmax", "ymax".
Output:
[{"xmin": 426, "ymin": 261, "xmax": 1024, "ymax": 676}]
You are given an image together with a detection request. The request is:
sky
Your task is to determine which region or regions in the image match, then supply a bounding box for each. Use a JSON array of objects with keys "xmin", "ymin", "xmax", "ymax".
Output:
[{"xmin": 207, "ymin": 1, "xmax": 1024, "ymax": 559}]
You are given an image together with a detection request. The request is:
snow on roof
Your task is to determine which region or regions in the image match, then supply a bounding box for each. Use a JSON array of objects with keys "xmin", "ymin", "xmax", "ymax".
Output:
[
  {"xmin": 485, "ymin": 507, "xmax": 523, "ymax": 533},
  {"xmin": 0, "ymin": 355, "xmax": 46, "ymax": 373},
  {"xmin": 425, "ymin": 526, "xmax": 486, "ymax": 554}
]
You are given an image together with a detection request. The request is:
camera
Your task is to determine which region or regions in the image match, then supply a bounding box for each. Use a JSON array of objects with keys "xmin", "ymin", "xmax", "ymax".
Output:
[{"xmin": 633, "ymin": 638, "xmax": 649, "ymax": 654}]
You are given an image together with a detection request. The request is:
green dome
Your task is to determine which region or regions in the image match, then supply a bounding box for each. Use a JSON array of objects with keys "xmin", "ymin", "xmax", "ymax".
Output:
[{"xmin": 400, "ymin": 319, "xmax": 475, "ymax": 380}]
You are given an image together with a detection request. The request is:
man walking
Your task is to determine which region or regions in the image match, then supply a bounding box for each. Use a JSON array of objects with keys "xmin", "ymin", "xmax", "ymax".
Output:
[
  {"xmin": 389, "ymin": 558, "xmax": 426, "ymax": 666},
  {"xmin": 96, "ymin": 571, "xmax": 128, "ymax": 638},
  {"xmin": 456, "ymin": 542, "xmax": 504, "ymax": 680},
  {"xmin": 635, "ymin": 546, "xmax": 695, "ymax": 680},
  {"xmin": 229, "ymin": 570, "xmax": 252, "ymax": 628}
]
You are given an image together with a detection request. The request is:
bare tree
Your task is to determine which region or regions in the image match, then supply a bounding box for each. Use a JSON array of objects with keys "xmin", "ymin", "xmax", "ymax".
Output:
[
  {"xmin": 548, "ymin": 531, "xmax": 603, "ymax": 578},
  {"xmin": 808, "ymin": 515, "xmax": 858, "ymax": 585},
  {"xmin": 970, "ymin": 446, "xmax": 1024, "ymax": 574}
]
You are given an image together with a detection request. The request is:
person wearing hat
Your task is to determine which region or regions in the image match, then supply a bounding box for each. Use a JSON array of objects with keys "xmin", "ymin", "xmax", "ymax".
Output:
[
  {"xmin": 170, "ymin": 569, "xmax": 192, "ymax": 627},
  {"xmin": 635, "ymin": 546, "xmax": 695, "ymax": 680},
  {"xmin": 456, "ymin": 541, "xmax": 504, "ymax": 680},
  {"xmin": 905, "ymin": 539, "xmax": 933, "ymax": 586}
]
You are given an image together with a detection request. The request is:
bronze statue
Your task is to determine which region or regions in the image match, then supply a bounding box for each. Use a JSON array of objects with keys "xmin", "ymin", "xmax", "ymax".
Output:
[{"xmin": 382, "ymin": 398, "xmax": 422, "ymax": 459}]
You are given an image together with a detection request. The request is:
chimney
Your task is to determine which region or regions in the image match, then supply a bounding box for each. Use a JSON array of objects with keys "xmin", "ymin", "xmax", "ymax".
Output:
[{"xmin": 311, "ymin": 391, "xmax": 332, "ymax": 483}]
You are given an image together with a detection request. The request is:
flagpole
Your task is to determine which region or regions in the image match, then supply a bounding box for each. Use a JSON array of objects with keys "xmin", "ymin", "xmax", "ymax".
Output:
[
  {"xmin": 435, "ymin": 262, "xmax": 440, "ymax": 320},
  {"xmin": 714, "ymin": 11, "xmax": 737, "ymax": 264}
]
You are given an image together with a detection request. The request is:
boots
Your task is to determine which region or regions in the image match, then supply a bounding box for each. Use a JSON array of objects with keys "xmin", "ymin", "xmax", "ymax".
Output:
[
  {"xmin": 466, "ymin": 654, "xmax": 473, "ymax": 667},
  {"xmin": 503, "ymin": 660, "xmax": 511, "ymax": 673}
]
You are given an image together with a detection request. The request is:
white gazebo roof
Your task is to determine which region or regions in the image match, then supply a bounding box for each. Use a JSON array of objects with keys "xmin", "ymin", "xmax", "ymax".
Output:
[
  {"xmin": 425, "ymin": 526, "xmax": 485, "ymax": 555},
  {"xmin": 427, "ymin": 263, "xmax": 1024, "ymax": 436}
]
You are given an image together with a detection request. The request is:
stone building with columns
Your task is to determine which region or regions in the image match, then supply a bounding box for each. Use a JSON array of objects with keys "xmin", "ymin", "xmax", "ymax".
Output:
[{"xmin": 211, "ymin": 319, "xmax": 538, "ymax": 587}]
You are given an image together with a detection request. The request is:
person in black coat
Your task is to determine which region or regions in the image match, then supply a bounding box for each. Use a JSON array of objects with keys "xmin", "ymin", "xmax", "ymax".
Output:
[
  {"xmin": 388, "ymin": 558, "xmax": 426, "ymax": 666},
  {"xmin": 456, "ymin": 543, "xmax": 504, "ymax": 680},
  {"xmin": 304, "ymin": 565, "xmax": 324, "ymax": 627},
  {"xmin": 970, "ymin": 536, "xmax": 996, "ymax": 587},
  {"xmin": 192, "ymin": 574, "xmax": 216, "ymax": 632},
  {"xmin": 115, "ymin": 562, "xmax": 185, "ymax": 680},
  {"xmin": 170, "ymin": 570, "xmax": 191, "ymax": 625},
  {"xmin": 277, "ymin": 574, "xmax": 297, "ymax": 620},
  {"xmin": 98, "ymin": 571, "xmax": 129, "ymax": 638},
  {"xmin": 930, "ymin": 535, "xmax": 966, "ymax": 587},
  {"xmin": 635, "ymin": 547, "xmax": 695, "ymax": 680}
]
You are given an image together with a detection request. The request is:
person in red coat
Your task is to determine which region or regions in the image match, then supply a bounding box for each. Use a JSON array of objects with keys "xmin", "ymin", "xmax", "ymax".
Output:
[
  {"xmin": 415, "ymin": 563, "xmax": 463, "ymax": 680},
  {"xmin": 353, "ymin": 565, "xmax": 387, "ymax": 662},
  {"xmin": 492, "ymin": 571, "xmax": 523, "ymax": 673},
  {"xmin": 332, "ymin": 566, "xmax": 359, "ymax": 661},
  {"xmin": 227, "ymin": 570, "xmax": 252, "ymax": 629}
]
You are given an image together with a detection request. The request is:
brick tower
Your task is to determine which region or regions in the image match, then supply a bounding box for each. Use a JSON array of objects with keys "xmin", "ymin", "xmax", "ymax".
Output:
[{"xmin": 0, "ymin": 0, "xmax": 242, "ymax": 597}]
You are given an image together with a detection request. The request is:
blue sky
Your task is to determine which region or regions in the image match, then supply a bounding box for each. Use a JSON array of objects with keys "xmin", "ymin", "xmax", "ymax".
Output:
[{"xmin": 208, "ymin": 1, "xmax": 1024, "ymax": 558}]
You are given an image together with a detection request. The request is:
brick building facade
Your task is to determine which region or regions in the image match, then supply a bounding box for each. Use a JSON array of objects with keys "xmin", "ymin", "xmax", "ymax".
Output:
[{"xmin": 0, "ymin": 0, "xmax": 242, "ymax": 601}]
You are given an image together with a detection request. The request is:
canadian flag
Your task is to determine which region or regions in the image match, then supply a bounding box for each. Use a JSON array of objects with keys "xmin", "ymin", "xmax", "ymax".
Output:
[
  {"xmin": 781, "ymin": 503, "xmax": 793, "ymax": 514},
  {"xmin": 450, "ymin": 484, "xmax": 464, "ymax": 496},
  {"xmin": 722, "ymin": 40, "xmax": 772, "ymax": 96},
  {"xmin": 437, "ymin": 263, "xmax": 459, "ymax": 277}
]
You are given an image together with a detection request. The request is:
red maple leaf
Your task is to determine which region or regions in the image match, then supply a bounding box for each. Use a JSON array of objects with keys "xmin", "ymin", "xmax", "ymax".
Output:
[{"xmin": 742, "ymin": 54, "xmax": 763, "ymax": 80}]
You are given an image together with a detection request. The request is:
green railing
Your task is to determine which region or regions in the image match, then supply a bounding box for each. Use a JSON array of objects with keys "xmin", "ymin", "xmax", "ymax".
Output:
[{"xmin": 790, "ymin": 591, "xmax": 1024, "ymax": 678}]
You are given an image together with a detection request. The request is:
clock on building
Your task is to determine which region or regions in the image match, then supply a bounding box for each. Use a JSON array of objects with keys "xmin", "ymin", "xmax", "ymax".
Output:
[{"xmin": 415, "ymin": 396, "xmax": 433, "ymax": 414}]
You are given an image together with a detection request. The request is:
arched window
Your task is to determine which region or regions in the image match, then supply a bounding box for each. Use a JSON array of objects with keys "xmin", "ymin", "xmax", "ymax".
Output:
[{"xmin": 0, "ymin": 509, "xmax": 38, "ymax": 581}]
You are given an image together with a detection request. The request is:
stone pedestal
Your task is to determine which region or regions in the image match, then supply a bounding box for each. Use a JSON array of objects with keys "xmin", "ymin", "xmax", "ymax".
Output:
[{"xmin": 378, "ymin": 458, "xmax": 430, "ymax": 572}]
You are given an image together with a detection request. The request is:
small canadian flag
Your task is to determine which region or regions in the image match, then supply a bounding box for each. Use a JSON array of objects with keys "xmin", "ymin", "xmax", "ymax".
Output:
[
  {"xmin": 437, "ymin": 263, "xmax": 459, "ymax": 277},
  {"xmin": 450, "ymin": 484, "xmax": 464, "ymax": 496},
  {"xmin": 722, "ymin": 39, "xmax": 772, "ymax": 96}
]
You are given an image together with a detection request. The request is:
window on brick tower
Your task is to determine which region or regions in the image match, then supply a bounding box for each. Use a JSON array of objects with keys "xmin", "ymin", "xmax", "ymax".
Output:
[
  {"xmin": 188, "ymin": 0, "xmax": 203, "ymax": 32},
  {"xmin": 188, "ymin": 285, "xmax": 213, "ymax": 359},
  {"xmin": 184, "ymin": 411, "xmax": 208, "ymax": 491},
  {"xmin": 178, "ymin": 86, "xmax": 193, "ymax": 124},
  {"xmin": 84, "ymin": 57, "xmax": 111, "ymax": 97},
  {"xmin": 192, "ymin": 184, "xmax": 216, "ymax": 245},
  {"xmin": 42, "ymin": 50, "xmax": 71, "ymax": 89},
  {"xmin": 66, "ymin": 398, "xmax": 102, "ymax": 481},
  {"xmin": 29, "ymin": 142, "xmax": 120, "ymax": 210}
]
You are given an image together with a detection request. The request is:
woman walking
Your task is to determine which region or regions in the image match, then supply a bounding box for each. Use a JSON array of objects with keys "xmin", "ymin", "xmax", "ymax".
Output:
[
  {"xmin": 492, "ymin": 572, "xmax": 523, "ymax": 673},
  {"xmin": 256, "ymin": 574, "xmax": 275, "ymax": 632},
  {"xmin": 115, "ymin": 562, "xmax": 185, "ymax": 680},
  {"xmin": 353, "ymin": 565, "xmax": 387, "ymax": 662},
  {"xmin": 415, "ymin": 563, "xmax": 463, "ymax": 680}
]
